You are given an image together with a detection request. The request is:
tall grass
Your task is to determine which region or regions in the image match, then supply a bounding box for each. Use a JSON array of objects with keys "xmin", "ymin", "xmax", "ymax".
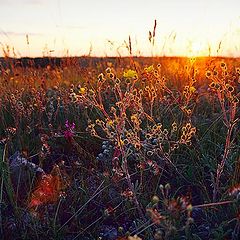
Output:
[{"xmin": 0, "ymin": 55, "xmax": 239, "ymax": 239}]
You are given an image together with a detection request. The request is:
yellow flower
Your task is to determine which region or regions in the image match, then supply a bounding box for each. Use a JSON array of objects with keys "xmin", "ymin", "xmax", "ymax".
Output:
[
  {"xmin": 118, "ymin": 139, "xmax": 124, "ymax": 147},
  {"xmin": 189, "ymin": 86, "xmax": 196, "ymax": 93},
  {"xmin": 123, "ymin": 69, "xmax": 138, "ymax": 79},
  {"xmin": 79, "ymin": 87, "xmax": 86, "ymax": 94},
  {"xmin": 144, "ymin": 65, "xmax": 154, "ymax": 73},
  {"xmin": 131, "ymin": 114, "xmax": 137, "ymax": 122},
  {"xmin": 107, "ymin": 120, "xmax": 113, "ymax": 126}
]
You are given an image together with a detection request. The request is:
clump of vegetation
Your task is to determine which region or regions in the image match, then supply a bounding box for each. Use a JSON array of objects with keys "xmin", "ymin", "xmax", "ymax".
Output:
[{"xmin": 0, "ymin": 56, "xmax": 239, "ymax": 239}]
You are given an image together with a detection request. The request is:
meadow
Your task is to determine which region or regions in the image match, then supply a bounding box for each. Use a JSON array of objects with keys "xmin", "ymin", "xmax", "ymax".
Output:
[{"xmin": 0, "ymin": 55, "xmax": 239, "ymax": 239}]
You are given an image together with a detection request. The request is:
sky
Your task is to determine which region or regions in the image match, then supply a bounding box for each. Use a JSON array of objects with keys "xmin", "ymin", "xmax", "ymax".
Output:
[{"xmin": 0, "ymin": 0, "xmax": 240, "ymax": 57}]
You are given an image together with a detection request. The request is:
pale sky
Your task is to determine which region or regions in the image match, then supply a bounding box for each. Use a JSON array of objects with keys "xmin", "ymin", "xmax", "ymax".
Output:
[{"xmin": 0, "ymin": 0, "xmax": 240, "ymax": 57}]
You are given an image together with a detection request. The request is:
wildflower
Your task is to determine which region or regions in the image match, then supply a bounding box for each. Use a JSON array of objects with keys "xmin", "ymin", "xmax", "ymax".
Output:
[
  {"xmin": 137, "ymin": 162, "xmax": 146, "ymax": 170},
  {"xmin": 115, "ymin": 78, "xmax": 121, "ymax": 85},
  {"xmin": 105, "ymin": 67, "xmax": 111, "ymax": 74},
  {"xmin": 187, "ymin": 217, "xmax": 194, "ymax": 225},
  {"xmin": 144, "ymin": 65, "xmax": 154, "ymax": 73},
  {"xmin": 64, "ymin": 120, "xmax": 75, "ymax": 141},
  {"xmin": 187, "ymin": 109, "xmax": 192, "ymax": 115},
  {"xmin": 215, "ymin": 83, "xmax": 220, "ymax": 90},
  {"xmin": 106, "ymin": 119, "xmax": 114, "ymax": 126},
  {"xmin": 134, "ymin": 142, "xmax": 141, "ymax": 150},
  {"xmin": 220, "ymin": 62, "xmax": 226, "ymax": 68},
  {"xmin": 64, "ymin": 130, "xmax": 73, "ymax": 140},
  {"xmin": 172, "ymin": 122, "xmax": 177, "ymax": 131},
  {"xmin": 151, "ymin": 87, "xmax": 156, "ymax": 93},
  {"xmin": 209, "ymin": 82, "xmax": 216, "ymax": 88},
  {"xmin": 108, "ymin": 72, "xmax": 114, "ymax": 79},
  {"xmin": 146, "ymin": 208, "xmax": 165, "ymax": 225},
  {"xmin": 154, "ymin": 230, "xmax": 163, "ymax": 240},
  {"xmin": 69, "ymin": 92, "xmax": 77, "ymax": 101},
  {"xmin": 152, "ymin": 195, "xmax": 160, "ymax": 204},
  {"xmin": 88, "ymin": 89, "xmax": 96, "ymax": 97},
  {"xmin": 0, "ymin": 138, "xmax": 7, "ymax": 146},
  {"xmin": 5, "ymin": 127, "xmax": 17, "ymax": 136},
  {"xmin": 180, "ymin": 123, "xmax": 196, "ymax": 145},
  {"xmin": 79, "ymin": 87, "xmax": 86, "ymax": 94},
  {"xmin": 123, "ymin": 69, "xmax": 138, "ymax": 79},
  {"xmin": 229, "ymin": 184, "xmax": 240, "ymax": 198},
  {"xmin": 163, "ymin": 129, "xmax": 168, "ymax": 135},
  {"xmin": 131, "ymin": 114, "xmax": 137, "ymax": 122},
  {"xmin": 110, "ymin": 107, "xmax": 116, "ymax": 114},
  {"xmin": 121, "ymin": 112, "xmax": 126, "ymax": 118},
  {"xmin": 132, "ymin": 89, "xmax": 137, "ymax": 96},
  {"xmin": 231, "ymin": 96, "xmax": 239, "ymax": 104},
  {"xmin": 225, "ymin": 84, "xmax": 234, "ymax": 93},
  {"xmin": 187, "ymin": 204, "xmax": 193, "ymax": 212},
  {"xmin": 165, "ymin": 183, "xmax": 171, "ymax": 190},
  {"xmin": 121, "ymin": 189, "xmax": 134, "ymax": 200},
  {"xmin": 65, "ymin": 120, "xmax": 75, "ymax": 129},
  {"xmin": 205, "ymin": 71, "xmax": 212, "ymax": 78},
  {"xmin": 104, "ymin": 205, "xmax": 115, "ymax": 216},
  {"xmin": 189, "ymin": 86, "xmax": 196, "ymax": 93},
  {"xmin": 98, "ymin": 73, "xmax": 105, "ymax": 82},
  {"xmin": 125, "ymin": 78, "xmax": 131, "ymax": 84}
]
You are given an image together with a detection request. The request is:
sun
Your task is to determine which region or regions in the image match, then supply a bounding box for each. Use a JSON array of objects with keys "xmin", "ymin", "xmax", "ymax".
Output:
[
  {"xmin": 188, "ymin": 41, "xmax": 206, "ymax": 57},
  {"xmin": 192, "ymin": 42, "xmax": 202, "ymax": 53}
]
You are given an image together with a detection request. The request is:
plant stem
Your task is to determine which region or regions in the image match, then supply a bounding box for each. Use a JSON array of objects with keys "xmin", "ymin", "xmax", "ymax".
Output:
[
  {"xmin": 213, "ymin": 119, "xmax": 238, "ymax": 201},
  {"xmin": 193, "ymin": 200, "xmax": 234, "ymax": 209},
  {"xmin": 123, "ymin": 156, "xmax": 145, "ymax": 219},
  {"xmin": 58, "ymin": 180, "xmax": 105, "ymax": 232},
  {"xmin": 0, "ymin": 143, "xmax": 7, "ymax": 236},
  {"xmin": 54, "ymin": 198, "xmax": 62, "ymax": 237}
]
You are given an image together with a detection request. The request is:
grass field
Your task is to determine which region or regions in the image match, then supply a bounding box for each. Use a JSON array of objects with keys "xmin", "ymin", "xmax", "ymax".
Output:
[{"xmin": 0, "ymin": 56, "xmax": 239, "ymax": 239}]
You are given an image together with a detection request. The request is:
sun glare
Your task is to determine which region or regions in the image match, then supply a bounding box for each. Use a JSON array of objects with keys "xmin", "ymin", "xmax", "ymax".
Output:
[
  {"xmin": 0, "ymin": 0, "xmax": 239, "ymax": 57},
  {"xmin": 189, "ymin": 42, "xmax": 205, "ymax": 57}
]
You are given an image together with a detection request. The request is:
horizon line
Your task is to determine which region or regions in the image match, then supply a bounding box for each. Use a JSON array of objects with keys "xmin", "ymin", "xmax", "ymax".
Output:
[{"xmin": 1, "ymin": 55, "xmax": 240, "ymax": 59}]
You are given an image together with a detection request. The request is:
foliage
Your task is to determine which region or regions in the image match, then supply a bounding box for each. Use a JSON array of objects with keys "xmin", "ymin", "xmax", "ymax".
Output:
[{"xmin": 0, "ymin": 56, "xmax": 239, "ymax": 239}]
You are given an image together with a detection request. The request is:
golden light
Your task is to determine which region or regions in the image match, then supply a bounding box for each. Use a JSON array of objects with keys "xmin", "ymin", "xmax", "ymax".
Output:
[
  {"xmin": 0, "ymin": 0, "xmax": 240, "ymax": 57},
  {"xmin": 189, "ymin": 42, "xmax": 205, "ymax": 57}
]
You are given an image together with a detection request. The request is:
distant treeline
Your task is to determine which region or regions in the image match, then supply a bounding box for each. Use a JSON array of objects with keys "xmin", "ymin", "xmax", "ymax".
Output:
[
  {"xmin": 0, "ymin": 56, "xmax": 237, "ymax": 69},
  {"xmin": 0, "ymin": 57, "xmax": 105, "ymax": 69},
  {"xmin": 0, "ymin": 56, "xmax": 141, "ymax": 69}
]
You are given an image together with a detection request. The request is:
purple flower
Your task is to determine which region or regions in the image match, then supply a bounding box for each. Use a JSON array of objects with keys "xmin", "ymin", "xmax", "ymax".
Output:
[{"xmin": 64, "ymin": 120, "xmax": 75, "ymax": 140}]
